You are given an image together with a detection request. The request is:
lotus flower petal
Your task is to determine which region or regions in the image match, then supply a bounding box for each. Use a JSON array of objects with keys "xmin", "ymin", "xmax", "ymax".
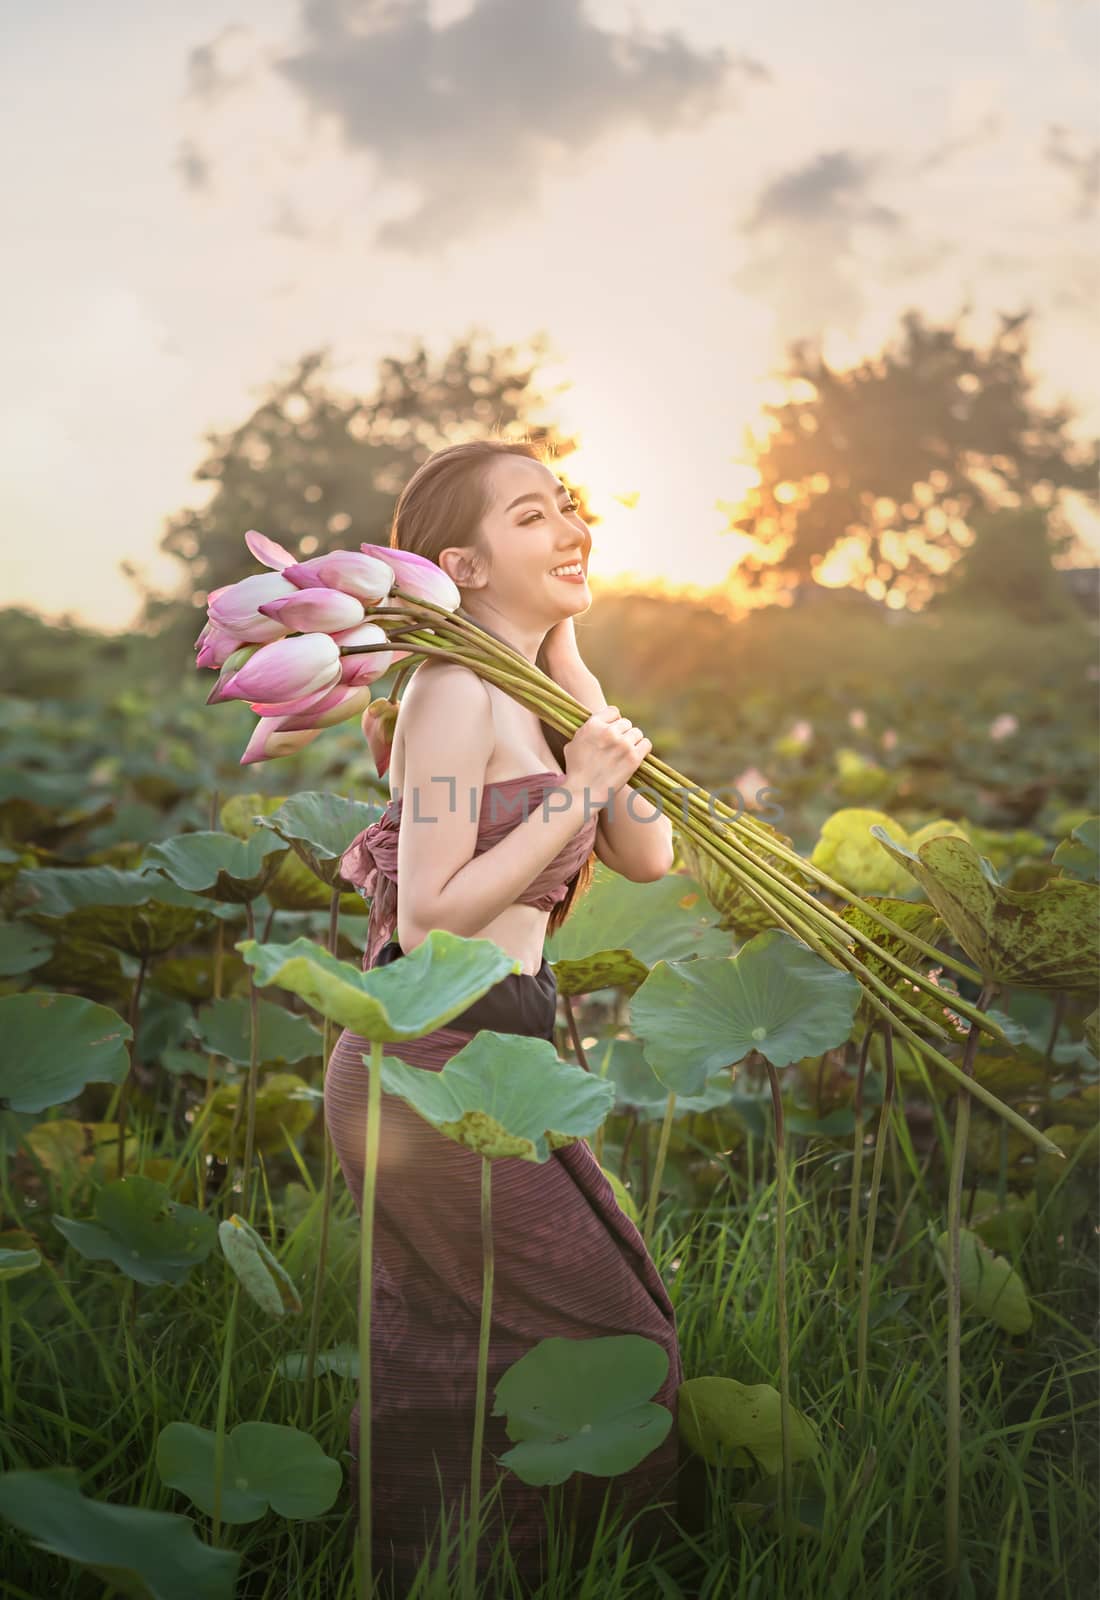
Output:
[
  {"xmin": 276, "ymin": 683, "xmax": 376, "ymax": 732},
  {"xmin": 331, "ymin": 620, "xmax": 393, "ymax": 685},
  {"xmin": 205, "ymin": 644, "xmax": 261, "ymax": 700},
  {"xmin": 198, "ymin": 627, "xmax": 253, "ymax": 672},
  {"xmin": 309, "ymin": 551, "xmax": 394, "ymax": 605},
  {"xmin": 257, "ymin": 586, "xmax": 366, "ymax": 633},
  {"xmin": 359, "ymin": 543, "xmax": 460, "ymax": 611},
  {"xmin": 245, "ymin": 529, "xmax": 298, "ymax": 570},
  {"xmin": 280, "ymin": 554, "xmax": 335, "ymax": 589},
  {"xmin": 214, "ymin": 633, "xmax": 341, "ymax": 705},
  {"xmin": 362, "ymin": 697, "xmax": 399, "ymax": 778},
  {"xmin": 240, "ymin": 718, "xmax": 323, "ymax": 766},
  {"xmin": 249, "ymin": 680, "xmax": 343, "ymax": 717},
  {"xmin": 209, "ymin": 571, "xmax": 299, "ymax": 642}
]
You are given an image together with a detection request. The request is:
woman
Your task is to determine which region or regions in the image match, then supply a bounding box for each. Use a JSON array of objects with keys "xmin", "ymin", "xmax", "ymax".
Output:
[{"xmin": 325, "ymin": 439, "xmax": 686, "ymax": 1589}]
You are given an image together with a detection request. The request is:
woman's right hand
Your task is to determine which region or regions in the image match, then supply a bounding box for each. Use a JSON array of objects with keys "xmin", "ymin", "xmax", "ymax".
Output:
[{"xmin": 563, "ymin": 705, "xmax": 652, "ymax": 808}]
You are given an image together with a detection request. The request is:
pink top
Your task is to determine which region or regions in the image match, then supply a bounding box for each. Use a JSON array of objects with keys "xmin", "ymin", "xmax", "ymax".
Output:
[{"xmin": 339, "ymin": 770, "xmax": 600, "ymax": 970}]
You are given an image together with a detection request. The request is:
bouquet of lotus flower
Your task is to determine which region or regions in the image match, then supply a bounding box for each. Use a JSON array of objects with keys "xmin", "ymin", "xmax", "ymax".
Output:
[{"xmin": 196, "ymin": 529, "xmax": 1066, "ymax": 1159}]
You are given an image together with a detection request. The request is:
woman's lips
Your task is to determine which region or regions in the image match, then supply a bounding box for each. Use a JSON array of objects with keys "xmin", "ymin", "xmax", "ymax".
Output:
[{"xmin": 549, "ymin": 569, "xmax": 587, "ymax": 584}]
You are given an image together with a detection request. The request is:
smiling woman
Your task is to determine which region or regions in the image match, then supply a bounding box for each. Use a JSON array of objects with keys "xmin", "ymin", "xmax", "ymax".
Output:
[{"xmin": 324, "ymin": 437, "xmax": 686, "ymax": 1588}]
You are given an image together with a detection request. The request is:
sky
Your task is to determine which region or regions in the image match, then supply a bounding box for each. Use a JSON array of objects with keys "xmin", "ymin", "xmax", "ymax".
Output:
[{"xmin": 3, "ymin": 0, "xmax": 1098, "ymax": 631}]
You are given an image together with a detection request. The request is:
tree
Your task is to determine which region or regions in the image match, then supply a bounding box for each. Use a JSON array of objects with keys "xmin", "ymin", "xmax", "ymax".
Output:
[
  {"xmin": 132, "ymin": 329, "xmax": 593, "ymax": 640},
  {"xmin": 723, "ymin": 309, "xmax": 1099, "ymax": 609}
]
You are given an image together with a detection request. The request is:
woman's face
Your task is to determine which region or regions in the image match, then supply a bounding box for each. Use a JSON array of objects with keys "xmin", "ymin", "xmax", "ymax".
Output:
[{"xmin": 449, "ymin": 455, "xmax": 593, "ymax": 623}]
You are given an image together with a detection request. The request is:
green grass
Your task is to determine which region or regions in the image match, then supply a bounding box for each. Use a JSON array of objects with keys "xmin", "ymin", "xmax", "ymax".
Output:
[{"xmin": 4, "ymin": 1106, "xmax": 1096, "ymax": 1599}]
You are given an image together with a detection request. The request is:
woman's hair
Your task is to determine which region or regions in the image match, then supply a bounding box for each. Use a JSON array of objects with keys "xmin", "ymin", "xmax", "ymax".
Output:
[{"xmin": 388, "ymin": 436, "xmax": 596, "ymax": 936}]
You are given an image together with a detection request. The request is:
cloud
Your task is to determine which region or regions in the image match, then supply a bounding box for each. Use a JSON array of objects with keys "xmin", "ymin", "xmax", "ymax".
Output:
[
  {"xmin": 175, "ymin": 138, "xmax": 212, "ymax": 193},
  {"xmin": 1043, "ymin": 123, "xmax": 1100, "ymax": 218},
  {"xmin": 186, "ymin": 24, "xmax": 256, "ymax": 104},
  {"xmin": 744, "ymin": 150, "xmax": 900, "ymax": 232},
  {"xmin": 258, "ymin": 0, "xmax": 765, "ymax": 251},
  {"xmin": 914, "ymin": 111, "xmax": 1001, "ymax": 173},
  {"xmin": 735, "ymin": 150, "xmax": 901, "ymax": 336}
]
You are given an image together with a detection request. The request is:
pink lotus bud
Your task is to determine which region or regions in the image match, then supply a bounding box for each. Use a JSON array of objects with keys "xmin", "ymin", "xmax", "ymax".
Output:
[
  {"xmin": 362, "ymin": 697, "xmax": 400, "ymax": 777},
  {"xmin": 282, "ymin": 550, "xmax": 395, "ymax": 605},
  {"xmin": 359, "ymin": 543, "xmax": 461, "ymax": 611},
  {"xmin": 248, "ymin": 682, "xmax": 344, "ymax": 717},
  {"xmin": 276, "ymin": 683, "xmax": 376, "ymax": 732},
  {"xmin": 212, "ymin": 632, "xmax": 341, "ymax": 706},
  {"xmin": 244, "ymin": 529, "xmax": 297, "ymax": 570},
  {"xmin": 258, "ymin": 587, "xmax": 366, "ymax": 632},
  {"xmin": 989, "ymin": 713, "xmax": 1018, "ymax": 742},
  {"xmin": 240, "ymin": 718, "xmax": 323, "ymax": 766},
  {"xmin": 206, "ymin": 644, "xmax": 261, "ymax": 699},
  {"xmin": 198, "ymin": 627, "xmax": 253, "ymax": 671},
  {"xmin": 209, "ymin": 571, "xmax": 299, "ymax": 642},
  {"xmin": 332, "ymin": 621, "xmax": 393, "ymax": 685}
]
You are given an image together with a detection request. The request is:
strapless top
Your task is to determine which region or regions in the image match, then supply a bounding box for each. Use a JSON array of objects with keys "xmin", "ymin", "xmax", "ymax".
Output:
[{"xmin": 339, "ymin": 771, "xmax": 600, "ymax": 971}]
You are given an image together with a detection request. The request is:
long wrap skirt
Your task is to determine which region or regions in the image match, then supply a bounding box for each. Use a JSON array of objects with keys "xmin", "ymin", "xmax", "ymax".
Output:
[{"xmin": 324, "ymin": 938, "xmax": 685, "ymax": 1587}]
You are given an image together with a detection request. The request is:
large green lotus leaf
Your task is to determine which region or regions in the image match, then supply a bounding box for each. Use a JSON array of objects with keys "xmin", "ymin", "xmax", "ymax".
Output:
[
  {"xmin": 675, "ymin": 819, "xmax": 817, "ymax": 941},
  {"xmin": 966, "ymin": 1189, "xmax": 1038, "ymax": 1256},
  {"xmin": 379, "ymin": 1033, "xmax": 614, "ymax": 1161},
  {"xmin": 156, "ymin": 1421, "xmax": 341, "ymax": 1523},
  {"xmin": 13, "ymin": 866, "xmax": 219, "ymax": 956},
  {"xmin": 811, "ymin": 808, "xmax": 918, "ymax": 898},
  {"xmin": 0, "ymin": 993, "xmax": 132, "ymax": 1113},
  {"xmin": 834, "ymin": 746, "xmax": 895, "ymax": 805},
  {"xmin": 218, "ymin": 1214, "xmax": 302, "ymax": 1317},
  {"xmin": 250, "ymin": 790, "xmax": 382, "ymax": 887},
  {"xmin": 546, "ymin": 864, "xmax": 728, "ymax": 996},
  {"xmin": 838, "ymin": 897, "xmax": 967, "ymax": 1036},
  {"xmin": 53, "ymin": 1175, "xmax": 217, "ymax": 1287},
  {"xmin": 0, "ymin": 919, "xmax": 54, "ymax": 976},
  {"xmin": 193, "ymin": 996, "xmax": 322, "ymax": 1066},
  {"xmin": 586, "ymin": 1036, "xmax": 734, "ymax": 1120},
  {"xmin": 138, "ymin": 993, "xmax": 195, "ymax": 1066},
  {"xmin": 0, "ymin": 1466, "xmax": 239, "ymax": 1599},
  {"xmin": 150, "ymin": 952, "xmax": 249, "ymax": 1005},
  {"xmin": 31, "ymin": 935, "xmax": 127, "ymax": 1005},
  {"xmin": 140, "ymin": 831, "xmax": 288, "ymax": 905},
  {"xmin": 0, "ymin": 1246, "xmax": 42, "ymax": 1281},
  {"xmin": 599, "ymin": 1166, "xmax": 640, "ymax": 1223},
  {"xmin": 678, "ymin": 1376, "xmax": 821, "ymax": 1473},
  {"xmin": 492, "ymin": 1335, "xmax": 671, "ymax": 1486},
  {"xmin": 237, "ymin": 929, "xmax": 520, "ymax": 1040},
  {"xmin": 870, "ymin": 827, "xmax": 1100, "ymax": 990},
  {"xmin": 933, "ymin": 1227, "xmax": 1033, "ymax": 1334},
  {"xmin": 629, "ymin": 929, "xmax": 862, "ymax": 1096},
  {"xmin": 205, "ymin": 1073, "xmax": 318, "ymax": 1159},
  {"xmin": 1052, "ymin": 816, "xmax": 1100, "ymax": 883},
  {"xmin": 278, "ymin": 1341, "xmax": 360, "ymax": 1380}
]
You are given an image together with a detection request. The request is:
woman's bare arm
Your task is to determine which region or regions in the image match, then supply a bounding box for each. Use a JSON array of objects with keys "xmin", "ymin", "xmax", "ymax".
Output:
[{"xmin": 394, "ymin": 662, "xmax": 594, "ymax": 951}]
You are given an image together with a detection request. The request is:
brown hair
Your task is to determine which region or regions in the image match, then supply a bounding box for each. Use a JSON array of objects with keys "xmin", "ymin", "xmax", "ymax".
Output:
[{"xmin": 388, "ymin": 436, "xmax": 597, "ymax": 937}]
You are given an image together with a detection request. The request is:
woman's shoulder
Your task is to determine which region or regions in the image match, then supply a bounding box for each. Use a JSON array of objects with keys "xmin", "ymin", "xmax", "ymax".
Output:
[{"xmin": 389, "ymin": 659, "xmax": 492, "ymax": 798}]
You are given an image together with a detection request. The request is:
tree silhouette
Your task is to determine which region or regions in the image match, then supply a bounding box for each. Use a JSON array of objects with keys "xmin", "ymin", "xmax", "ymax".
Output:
[
  {"xmin": 135, "ymin": 330, "xmax": 593, "ymax": 638},
  {"xmin": 724, "ymin": 309, "xmax": 1099, "ymax": 609}
]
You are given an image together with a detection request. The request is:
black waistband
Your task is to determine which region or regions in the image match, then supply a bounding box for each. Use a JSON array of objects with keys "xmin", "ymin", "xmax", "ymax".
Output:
[{"xmin": 370, "ymin": 937, "xmax": 558, "ymax": 1042}]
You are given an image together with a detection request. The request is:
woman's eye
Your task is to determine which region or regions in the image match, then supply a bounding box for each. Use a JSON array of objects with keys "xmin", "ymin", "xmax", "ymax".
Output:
[{"xmin": 523, "ymin": 498, "xmax": 581, "ymax": 524}]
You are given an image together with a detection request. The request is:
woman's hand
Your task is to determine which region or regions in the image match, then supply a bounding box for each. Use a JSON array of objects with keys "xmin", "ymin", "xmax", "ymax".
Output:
[{"xmin": 563, "ymin": 705, "xmax": 651, "ymax": 808}]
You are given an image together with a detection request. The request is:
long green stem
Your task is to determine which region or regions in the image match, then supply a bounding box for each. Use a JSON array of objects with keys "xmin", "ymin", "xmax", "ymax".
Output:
[
  {"xmin": 847, "ymin": 1030, "xmax": 872, "ymax": 1299},
  {"xmin": 856, "ymin": 1022, "xmax": 896, "ymax": 1422},
  {"xmin": 466, "ymin": 1155, "xmax": 495, "ymax": 1599},
  {"xmin": 212, "ymin": 1280, "xmax": 239, "ymax": 1544},
  {"xmin": 764, "ymin": 1054, "xmax": 793, "ymax": 1530},
  {"xmin": 238, "ymin": 899, "xmax": 261, "ymax": 1219},
  {"xmin": 302, "ymin": 886, "xmax": 342, "ymax": 1429},
  {"xmin": 944, "ymin": 981, "xmax": 994, "ymax": 1586},
  {"xmin": 358, "ymin": 1037, "xmax": 384, "ymax": 1600},
  {"xmin": 643, "ymin": 1092, "xmax": 677, "ymax": 1253}
]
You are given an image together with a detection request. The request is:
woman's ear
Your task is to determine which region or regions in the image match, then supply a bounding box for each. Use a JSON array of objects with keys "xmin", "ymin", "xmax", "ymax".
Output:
[{"xmin": 438, "ymin": 545, "xmax": 485, "ymax": 588}]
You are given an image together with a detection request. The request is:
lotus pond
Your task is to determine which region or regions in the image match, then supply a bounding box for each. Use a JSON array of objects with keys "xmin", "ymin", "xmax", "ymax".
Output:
[{"xmin": 0, "ymin": 666, "xmax": 1097, "ymax": 1600}]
